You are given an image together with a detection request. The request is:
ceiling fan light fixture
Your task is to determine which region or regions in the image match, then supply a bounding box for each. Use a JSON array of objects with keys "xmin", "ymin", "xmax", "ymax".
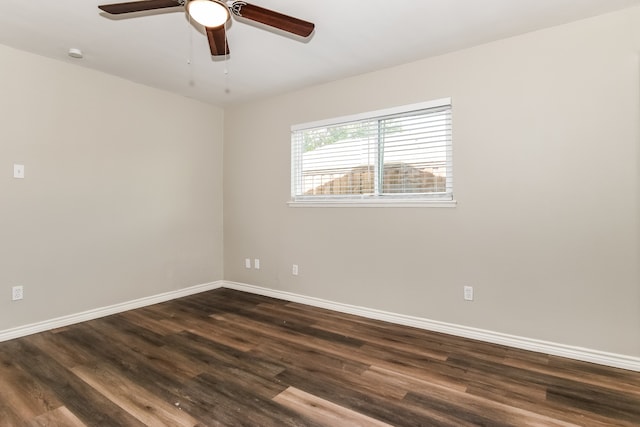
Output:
[{"xmin": 187, "ymin": 0, "xmax": 229, "ymax": 27}]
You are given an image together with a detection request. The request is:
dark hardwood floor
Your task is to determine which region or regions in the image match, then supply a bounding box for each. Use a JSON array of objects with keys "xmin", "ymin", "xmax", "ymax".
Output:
[{"xmin": 0, "ymin": 288, "xmax": 638, "ymax": 426}]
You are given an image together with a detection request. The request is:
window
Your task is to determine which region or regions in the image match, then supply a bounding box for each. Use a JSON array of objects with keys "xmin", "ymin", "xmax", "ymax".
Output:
[{"xmin": 290, "ymin": 98, "xmax": 453, "ymax": 206}]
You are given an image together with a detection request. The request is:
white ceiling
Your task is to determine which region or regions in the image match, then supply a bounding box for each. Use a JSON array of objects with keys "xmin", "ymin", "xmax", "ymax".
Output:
[{"xmin": 1, "ymin": 0, "xmax": 639, "ymax": 107}]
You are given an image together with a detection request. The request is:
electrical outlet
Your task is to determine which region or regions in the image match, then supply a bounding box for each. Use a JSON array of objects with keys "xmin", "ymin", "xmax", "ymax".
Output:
[
  {"xmin": 292, "ymin": 264, "xmax": 299, "ymax": 276},
  {"xmin": 463, "ymin": 286, "xmax": 473, "ymax": 301},
  {"xmin": 254, "ymin": 258, "xmax": 260, "ymax": 269},
  {"xmin": 245, "ymin": 258, "xmax": 251, "ymax": 269},
  {"xmin": 12, "ymin": 286, "xmax": 23, "ymax": 301}
]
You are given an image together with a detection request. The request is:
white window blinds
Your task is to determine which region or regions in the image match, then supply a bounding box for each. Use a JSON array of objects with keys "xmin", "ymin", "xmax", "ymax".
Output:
[{"xmin": 291, "ymin": 98, "xmax": 452, "ymax": 203}]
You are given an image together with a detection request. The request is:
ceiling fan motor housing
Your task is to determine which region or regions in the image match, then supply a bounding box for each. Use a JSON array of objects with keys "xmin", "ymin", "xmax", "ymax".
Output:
[{"xmin": 98, "ymin": 0, "xmax": 315, "ymax": 56}]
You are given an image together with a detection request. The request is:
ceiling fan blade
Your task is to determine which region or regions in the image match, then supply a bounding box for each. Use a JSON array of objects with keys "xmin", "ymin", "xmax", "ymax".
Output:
[
  {"xmin": 98, "ymin": 0, "xmax": 183, "ymax": 14},
  {"xmin": 231, "ymin": 2, "xmax": 314, "ymax": 37},
  {"xmin": 206, "ymin": 26, "xmax": 230, "ymax": 56}
]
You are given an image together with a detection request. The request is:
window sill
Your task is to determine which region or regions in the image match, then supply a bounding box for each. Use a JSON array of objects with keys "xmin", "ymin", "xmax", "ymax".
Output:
[{"xmin": 287, "ymin": 199, "xmax": 457, "ymax": 208}]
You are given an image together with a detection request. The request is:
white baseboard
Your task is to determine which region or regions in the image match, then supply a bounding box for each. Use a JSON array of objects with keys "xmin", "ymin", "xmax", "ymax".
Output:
[
  {"xmin": 0, "ymin": 281, "xmax": 223, "ymax": 343},
  {"xmin": 2, "ymin": 279, "xmax": 638, "ymax": 372},
  {"xmin": 222, "ymin": 281, "xmax": 640, "ymax": 372}
]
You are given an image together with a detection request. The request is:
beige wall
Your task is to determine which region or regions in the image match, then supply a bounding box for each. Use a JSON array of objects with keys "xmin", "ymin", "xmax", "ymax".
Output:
[
  {"xmin": 224, "ymin": 8, "xmax": 640, "ymax": 356},
  {"xmin": 0, "ymin": 45, "xmax": 224, "ymax": 330},
  {"xmin": 2, "ymin": 7, "xmax": 638, "ymax": 359}
]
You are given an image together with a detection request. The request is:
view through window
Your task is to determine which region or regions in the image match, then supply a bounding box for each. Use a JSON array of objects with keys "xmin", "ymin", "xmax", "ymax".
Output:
[{"xmin": 291, "ymin": 98, "xmax": 452, "ymax": 204}]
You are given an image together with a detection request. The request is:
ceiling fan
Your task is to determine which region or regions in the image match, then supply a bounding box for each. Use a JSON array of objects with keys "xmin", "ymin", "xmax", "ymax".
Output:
[{"xmin": 98, "ymin": 0, "xmax": 315, "ymax": 56}]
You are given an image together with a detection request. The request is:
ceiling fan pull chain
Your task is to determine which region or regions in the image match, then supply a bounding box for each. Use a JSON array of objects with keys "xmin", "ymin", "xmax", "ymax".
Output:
[
  {"xmin": 224, "ymin": 19, "xmax": 231, "ymax": 94},
  {"xmin": 187, "ymin": 12, "xmax": 193, "ymax": 65},
  {"xmin": 224, "ymin": 20, "xmax": 229, "ymax": 75}
]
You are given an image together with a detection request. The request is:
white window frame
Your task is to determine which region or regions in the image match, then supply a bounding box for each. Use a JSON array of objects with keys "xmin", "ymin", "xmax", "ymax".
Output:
[{"xmin": 289, "ymin": 98, "xmax": 456, "ymax": 207}]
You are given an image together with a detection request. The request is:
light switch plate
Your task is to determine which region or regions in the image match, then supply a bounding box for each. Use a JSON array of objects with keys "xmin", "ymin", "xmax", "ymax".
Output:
[{"xmin": 13, "ymin": 164, "xmax": 25, "ymax": 179}]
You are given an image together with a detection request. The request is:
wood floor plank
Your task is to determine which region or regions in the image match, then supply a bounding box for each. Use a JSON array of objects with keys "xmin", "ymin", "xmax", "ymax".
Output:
[
  {"xmin": 78, "ymin": 319, "xmax": 200, "ymax": 381},
  {"xmin": 403, "ymin": 391, "xmax": 577, "ymax": 427},
  {"xmin": 252, "ymin": 340, "xmax": 407, "ymax": 401},
  {"xmin": 118, "ymin": 308, "xmax": 186, "ymax": 336},
  {"xmin": 531, "ymin": 354, "xmax": 640, "ymax": 395},
  {"xmin": 275, "ymin": 366, "xmax": 432, "ymax": 426},
  {"xmin": 100, "ymin": 313, "xmax": 168, "ymax": 347},
  {"xmin": 188, "ymin": 315, "xmax": 263, "ymax": 352},
  {"xmin": 209, "ymin": 311, "xmax": 372, "ymax": 367},
  {"xmin": 23, "ymin": 330, "xmax": 95, "ymax": 369},
  {"xmin": 172, "ymin": 334, "xmax": 288, "ymax": 400},
  {"xmin": 26, "ymin": 406, "xmax": 87, "ymax": 427},
  {"xmin": 252, "ymin": 334, "xmax": 370, "ymax": 376},
  {"xmin": 72, "ymin": 363, "xmax": 200, "ymax": 427},
  {"xmin": 0, "ymin": 288, "xmax": 638, "ymax": 426},
  {"xmin": 226, "ymin": 305, "xmax": 367, "ymax": 349},
  {"xmin": 181, "ymin": 372, "xmax": 324, "ymax": 427},
  {"xmin": 53, "ymin": 323, "xmax": 209, "ymax": 415},
  {"xmin": 311, "ymin": 316, "xmax": 450, "ymax": 362},
  {"xmin": 274, "ymin": 386, "xmax": 395, "ymax": 427},
  {"xmin": 546, "ymin": 381, "xmax": 640, "ymax": 424},
  {"xmin": 357, "ymin": 342, "xmax": 470, "ymax": 386},
  {"xmin": 0, "ymin": 350, "xmax": 63, "ymax": 421},
  {"xmin": 216, "ymin": 311, "xmax": 469, "ymax": 391},
  {"xmin": 257, "ymin": 301, "xmax": 454, "ymax": 363},
  {"xmin": 84, "ymin": 315, "xmax": 204, "ymax": 379},
  {"xmin": 0, "ymin": 339, "xmax": 146, "ymax": 426},
  {"xmin": 163, "ymin": 330, "xmax": 288, "ymax": 385},
  {"xmin": 0, "ymin": 400, "xmax": 24, "ymax": 427}
]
